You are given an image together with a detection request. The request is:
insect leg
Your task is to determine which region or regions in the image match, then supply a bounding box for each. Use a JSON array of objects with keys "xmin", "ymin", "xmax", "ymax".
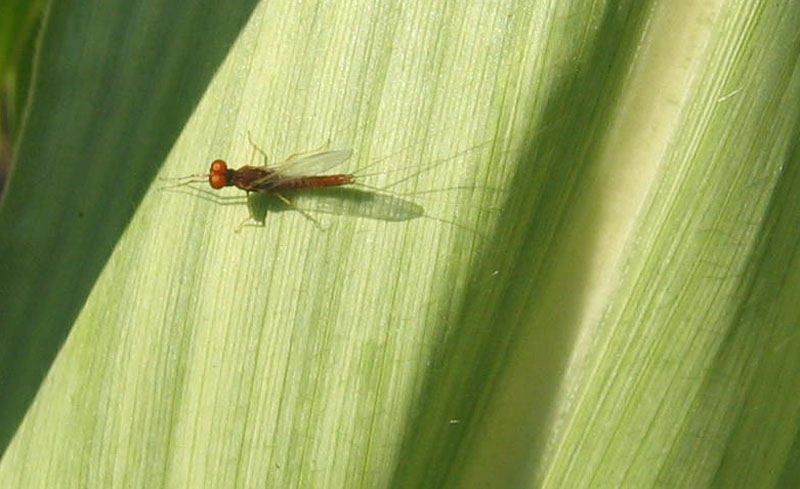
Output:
[
  {"xmin": 273, "ymin": 192, "xmax": 322, "ymax": 228},
  {"xmin": 247, "ymin": 131, "xmax": 269, "ymax": 166},
  {"xmin": 236, "ymin": 191, "xmax": 266, "ymax": 233}
]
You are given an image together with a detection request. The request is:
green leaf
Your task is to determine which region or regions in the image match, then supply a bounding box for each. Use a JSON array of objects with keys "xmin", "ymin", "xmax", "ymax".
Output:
[
  {"xmin": 0, "ymin": 0, "xmax": 261, "ymax": 451},
  {"xmin": 0, "ymin": 0, "xmax": 45, "ymax": 139},
  {"xmin": 2, "ymin": 0, "xmax": 799, "ymax": 488}
]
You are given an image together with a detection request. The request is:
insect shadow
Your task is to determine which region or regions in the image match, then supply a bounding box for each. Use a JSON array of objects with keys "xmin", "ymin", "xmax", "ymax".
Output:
[
  {"xmin": 164, "ymin": 184, "xmax": 425, "ymax": 230},
  {"xmin": 246, "ymin": 186, "xmax": 425, "ymax": 225}
]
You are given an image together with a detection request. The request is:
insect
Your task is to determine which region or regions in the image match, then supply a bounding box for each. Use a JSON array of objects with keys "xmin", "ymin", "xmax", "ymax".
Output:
[
  {"xmin": 163, "ymin": 132, "xmax": 497, "ymax": 231},
  {"xmin": 166, "ymin": 135, "xmax": 363, "ymax": 226},
  {"xmin": 209, "ymin": 138, "xmax": 353, "ymax": 196}
]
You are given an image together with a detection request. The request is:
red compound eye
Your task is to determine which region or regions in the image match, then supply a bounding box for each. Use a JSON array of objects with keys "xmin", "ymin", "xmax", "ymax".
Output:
[{"xmin": 209, "ymin": 159, "xmax": 228, "ymax": 189}]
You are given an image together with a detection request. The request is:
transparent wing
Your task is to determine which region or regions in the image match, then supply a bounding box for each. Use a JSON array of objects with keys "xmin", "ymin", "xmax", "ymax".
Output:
[{"xmin": 267, "ymin": 149, "xmax": 353, "ymax": 178}]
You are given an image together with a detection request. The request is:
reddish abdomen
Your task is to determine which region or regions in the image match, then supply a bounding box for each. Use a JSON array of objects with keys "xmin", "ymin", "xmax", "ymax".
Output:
[{"xmin": 274, "ymin": 174, "xmax": 353, "ymax": 191}]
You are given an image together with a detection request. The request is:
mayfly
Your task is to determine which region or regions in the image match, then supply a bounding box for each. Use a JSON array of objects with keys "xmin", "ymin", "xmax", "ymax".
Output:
[
  {"xmin": 163, "ymin": 135, "xmax": 432, "ymax": 227},
  {"xmin": 164, "ymin": 133, "xmax": 497, "ymax": 231},
  {"xmin": 209, "ymin": 144, "xmax": 353, "ymax": 194}
]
